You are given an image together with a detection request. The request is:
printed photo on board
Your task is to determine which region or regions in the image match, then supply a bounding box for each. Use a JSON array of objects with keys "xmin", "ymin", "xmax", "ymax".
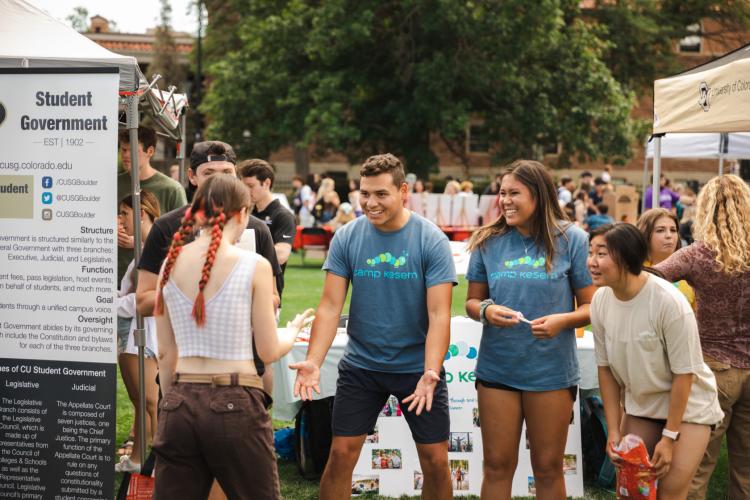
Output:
[
  {"xmin": 380, "ymin": 395, "xmax": 402, "ymax": 417},
  {"xmin": 351, "ymin": 475, "xmax": 379, "ymax": 495},
  {"xmin": 450, "ymin": 460, "xmax": 469, "ymax": 491},
  {"xmin": 472, "ymin": 407, "xmax": 480, "ymax": 427},
  {"xmin": 371, "ymin": 449, "xmax": 402, "ymax": 470},
  {"xmin": 365, "ymin": 425, "xmax": 379, "ymax": 443},
  {"xmin": 448, "ymin": 432, "xmax": 473, "ymax": 452},
  {"xmin": 413, "ymin": 470, "xmax": 424, "ymax": 491},
  {"xmin": 563, "ymin": 454, "xmax": 577, "ymax": 475}
]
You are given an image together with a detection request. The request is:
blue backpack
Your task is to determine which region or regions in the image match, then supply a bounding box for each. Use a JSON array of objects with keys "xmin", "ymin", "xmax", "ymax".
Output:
[{"xmin": 580, "ymin": 395, "xmax": 616, "ymax": 489}]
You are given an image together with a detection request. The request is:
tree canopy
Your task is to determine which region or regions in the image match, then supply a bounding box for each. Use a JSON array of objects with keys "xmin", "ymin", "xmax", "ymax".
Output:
[{"xmin": 200, "ymin": 0, "xmax": 747, "ymax": 175}]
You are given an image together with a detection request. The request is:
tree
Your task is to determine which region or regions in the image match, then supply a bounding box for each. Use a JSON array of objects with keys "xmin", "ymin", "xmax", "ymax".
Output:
[
  {"xmin": 202, "ymin": 1, "xmax": 639, "ymax": 176},
  {"xmin": 150, "ymin": 0, "xmax": 186, "ymax": 88},
  {"xmin": 66, "ymin": 6, "xmax": 88, "ymax": 32},
  {"xmin": 586, "ymin": 1, "xmax": 750, "ymax": 93}
]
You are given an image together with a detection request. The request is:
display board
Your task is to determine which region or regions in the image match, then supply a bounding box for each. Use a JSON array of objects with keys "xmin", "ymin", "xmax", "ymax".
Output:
[
  {"xmin": 350, "ymin": 318, "xmax": 584, "ymax": 497},
  {"xmin": 0, "ymin": 68, "xmax": 118, "ymax": 499}
]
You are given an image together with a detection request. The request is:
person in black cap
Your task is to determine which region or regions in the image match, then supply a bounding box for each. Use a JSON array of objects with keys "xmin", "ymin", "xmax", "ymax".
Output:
[{"xmin": 135, "ymin": 140, "xmax": 281, "ymax": 368}]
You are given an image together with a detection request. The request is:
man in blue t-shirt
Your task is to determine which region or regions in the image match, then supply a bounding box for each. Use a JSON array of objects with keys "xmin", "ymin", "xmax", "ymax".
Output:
[{"xmin": 291, "ymin": 154, "xmax": 456, "ymax": 499}]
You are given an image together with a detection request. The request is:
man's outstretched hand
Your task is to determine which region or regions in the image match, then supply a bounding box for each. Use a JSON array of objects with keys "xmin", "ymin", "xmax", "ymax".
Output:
[
  {"xmin": 289, "ymin": 360, "xmax": 321, "ymax": 401},
  {"xmin": 402, "ymin": 369, "xmax": 440, "ymax": 416}
]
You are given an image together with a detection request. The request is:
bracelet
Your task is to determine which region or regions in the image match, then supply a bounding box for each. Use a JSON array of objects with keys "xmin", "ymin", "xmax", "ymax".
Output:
[{"xmin": 478, "ymin": 299, "xmax": 494, "ymax": 325}]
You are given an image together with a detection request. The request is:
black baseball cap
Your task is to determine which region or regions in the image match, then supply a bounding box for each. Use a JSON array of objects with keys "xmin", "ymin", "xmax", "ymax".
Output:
[{"xmin": 190, "ymin": 141, "xmax": 237, "ymax": 170}]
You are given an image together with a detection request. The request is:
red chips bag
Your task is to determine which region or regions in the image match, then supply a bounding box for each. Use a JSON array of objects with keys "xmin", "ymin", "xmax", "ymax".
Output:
[{"xmin": 611, "ymin": 434, "xmax": 657, "ymax": 499}]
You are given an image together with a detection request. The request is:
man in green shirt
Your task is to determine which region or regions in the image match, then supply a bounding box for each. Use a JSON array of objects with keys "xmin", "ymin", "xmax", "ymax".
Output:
[{"xmin": 117, "ymin": 127, "xmax": 187, "ymax": 280}]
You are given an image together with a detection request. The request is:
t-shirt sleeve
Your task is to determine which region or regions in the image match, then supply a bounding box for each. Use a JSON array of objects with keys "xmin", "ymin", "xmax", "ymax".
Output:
[
  {"xmin": 138, "ymin": 219, "xmax": 172, "ymax": 274},
  {"xmin": 425, "ymin": 233, "xmax": 457, "ymax": 288},
  {"xmin": 272, "ymin": 211, "xmax": 297, "ymax": 247},
  {"xmin": 466, "ymin": 246, "xmax": 487, "ymax": 282},
  {"xmin": 253, "ymin": 222, "xmax": 282, "ymax": 276},
  {"xmin": 590, "ymin": 291, "xmax": 609, "ymax": 366},
  {"xmin": 654, "ymin": 245, "xmax": 693, "ymax": 283},
  {"xmin": 662, "ymin": 308, "xmax": 704, "ymax": 374},
  {"xmin": 170, "ymin": 185, "xmax": 187, "ymax": 212},
  {"xmin": 568, "ymin": 227, "xmax": 593, "ymax": 290},
  {"xmin": 322, "ymin": 227, "xmax": 350, "ymax": 279}
]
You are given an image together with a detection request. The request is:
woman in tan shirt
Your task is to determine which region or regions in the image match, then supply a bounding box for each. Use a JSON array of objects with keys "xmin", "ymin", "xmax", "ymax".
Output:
[
  {"xmin": 589, "ymin": 223, "xmax": 722, "ymax": 499},
  {"xmin": 655, "ymin": 174, "xmax": 750, "ymax": 499}
]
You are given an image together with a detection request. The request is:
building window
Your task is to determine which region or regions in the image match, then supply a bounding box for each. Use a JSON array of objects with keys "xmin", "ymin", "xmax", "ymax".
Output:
[
  {"xmin": 468, "ymin": 123, "xmax": 489, "ymax": 154},
  {"xmin": 679, "ymin": 23, "xmax": 701, "ymax": 53},
  {"xmin": 542, "ymin": 141, "xmax": 559, "ymax": 155}
]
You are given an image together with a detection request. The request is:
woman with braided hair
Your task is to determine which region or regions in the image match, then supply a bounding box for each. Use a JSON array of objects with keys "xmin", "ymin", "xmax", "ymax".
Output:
[
  {"xmin": 152, "ymin": 175, "xmax": 311, "ymax": 499},
  {"xmin": 655, "ymin": 174, "xmax": 750, "ymax": 498}
]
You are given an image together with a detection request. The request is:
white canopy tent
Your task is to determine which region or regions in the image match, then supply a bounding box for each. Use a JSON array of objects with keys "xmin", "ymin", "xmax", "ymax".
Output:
[
  {"xmin": 651, "ymin": 43, "xmax": 750, "ymax": 207},
  {"xmin": 0, "ymin": 0, "xmax": 189, "ymax": 465},
  {"xmin": 645, "ymin": 132, "xmax": 750, "ymax": 160}
]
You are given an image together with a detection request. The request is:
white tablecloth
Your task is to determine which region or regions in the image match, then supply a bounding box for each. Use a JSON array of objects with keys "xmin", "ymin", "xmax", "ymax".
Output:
[
  {"xmin": 272, "ymin": 331, "xmax": 348, "ymax": 421},
  {"xmin": 272, "ymin": 320, "xmax": 599, "ymax": 421}
]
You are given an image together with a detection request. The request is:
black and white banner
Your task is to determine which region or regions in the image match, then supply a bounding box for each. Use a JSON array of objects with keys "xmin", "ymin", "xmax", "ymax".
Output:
[{"xmin": 0, "ymin": 68, "xmax": 118, "ymax": 499}]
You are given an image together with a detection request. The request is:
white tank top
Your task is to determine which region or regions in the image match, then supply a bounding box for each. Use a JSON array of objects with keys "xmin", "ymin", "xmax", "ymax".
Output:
[{"xmin": 162, "ymin": 251, "xmax": 258, "ymax": 360}]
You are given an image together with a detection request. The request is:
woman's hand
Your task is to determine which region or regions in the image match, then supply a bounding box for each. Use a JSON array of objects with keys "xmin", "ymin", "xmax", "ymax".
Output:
[
  {"xmin": 484, "ymin": 305, "xmax": 521, "ymax": 328},
  {"xmin": 530, "ymin": 314, "xmax": 567, "ymax": 339},
  {"xmin": 651, "ymin": 437, "xmax": 674, "ymax": 478},
  {"xmin": 287, "ymin": 308, "xmax": 315, "ymax": 332},
  {"xmin": 606, "ymin": 433, "xmax": 623, "ymax": 467}
]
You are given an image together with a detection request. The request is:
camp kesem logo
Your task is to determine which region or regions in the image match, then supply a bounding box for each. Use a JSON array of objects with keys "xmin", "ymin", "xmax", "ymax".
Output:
[
  {"xmin": 504, "ymin": 255, "xmax": 545, "ymax": 269},
  {"xmin": 366, "ymin": 251, "xmax": 408, "ymax": 268},
  {"xmin": 698, "ymin": 81, "xmax": 710, "ymax": 111},
  {"xmin": 0, "ymin": 101, "xmax": 6, "ymax": 126},
  {"xmin": 444, "ymin": 341, "xmax": 478, "ymax": 361}
]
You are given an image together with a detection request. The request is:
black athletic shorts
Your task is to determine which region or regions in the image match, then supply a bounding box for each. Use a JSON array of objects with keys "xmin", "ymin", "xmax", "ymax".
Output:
[
  {"xmin": 475, "ymin": 379, "xmax": 578, "ymax": 402},
  {"xmin": 332, "ymin": 360, "xmax": 450, "ymax": 444}
]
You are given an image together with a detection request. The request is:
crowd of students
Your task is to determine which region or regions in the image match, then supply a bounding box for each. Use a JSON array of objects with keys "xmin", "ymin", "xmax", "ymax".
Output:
[{"xmin": 115, "ymin": 130, "xmax": 750, "ymax": 499}]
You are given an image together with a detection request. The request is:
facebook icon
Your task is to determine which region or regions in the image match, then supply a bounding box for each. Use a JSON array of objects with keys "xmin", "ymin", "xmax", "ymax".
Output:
[{"xmin": 42, "ymin": 176, "xmax": 53, "ymax": 188}]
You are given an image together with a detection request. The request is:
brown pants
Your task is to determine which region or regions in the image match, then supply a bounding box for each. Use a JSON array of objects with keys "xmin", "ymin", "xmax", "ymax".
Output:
[
  {"xmin": 152, "ymin": 383, "xmax": 280, "ymax": 500},
  {"xmin": 689, "ymin": 357, "xmax": 750, "ymax": 500}
]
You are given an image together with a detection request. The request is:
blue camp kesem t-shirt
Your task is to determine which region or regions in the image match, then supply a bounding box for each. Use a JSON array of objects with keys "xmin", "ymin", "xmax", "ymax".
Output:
[
  {"xmin": 466, "ymin": 224, "xmax": 592, "ymax": 391},
  {"xmin": 324, "ymin": 214, "xmax": 457, "ymax": 373}
]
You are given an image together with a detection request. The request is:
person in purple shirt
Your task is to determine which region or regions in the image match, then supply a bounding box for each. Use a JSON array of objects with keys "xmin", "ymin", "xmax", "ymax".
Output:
[{"xmin": 644, "ymin": 174, "xmax": 680, "ymax": 211}]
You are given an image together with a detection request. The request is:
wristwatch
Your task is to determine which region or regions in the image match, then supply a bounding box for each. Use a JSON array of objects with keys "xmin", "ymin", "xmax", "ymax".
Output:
[
  {"xmin": 478, "ymin": 299, "xmax": 495, "ymax": 325},
  {"xmin": 662, "ymin": 428, "xmax": 680, "ymax": 441}
]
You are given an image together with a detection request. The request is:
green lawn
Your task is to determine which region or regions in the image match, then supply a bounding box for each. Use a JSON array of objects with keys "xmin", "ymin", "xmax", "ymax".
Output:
[{"xmin": 114, "ymin": 252, "xmax": 729, "ymax": 498}]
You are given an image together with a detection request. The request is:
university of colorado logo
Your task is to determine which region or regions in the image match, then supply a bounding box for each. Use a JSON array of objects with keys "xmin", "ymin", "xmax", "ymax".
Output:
[
  {"xmin": 0, "ymin": 101, "xmax": 6, "ymax": 126},
  {"xmin": 698, "ymin": 81, "xmax": 710, "ymax": 112}
]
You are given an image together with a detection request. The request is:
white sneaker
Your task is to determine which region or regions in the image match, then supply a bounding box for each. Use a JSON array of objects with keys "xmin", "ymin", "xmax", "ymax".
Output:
[{"xmin": 114, "ymin": 455, "xmax": 141, "ymax": 474}]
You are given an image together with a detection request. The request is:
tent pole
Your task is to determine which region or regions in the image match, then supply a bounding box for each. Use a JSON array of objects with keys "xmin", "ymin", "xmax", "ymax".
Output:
[
  {"xmin": 126, "ymin": 94, "xmax": 148, "ymax": 468},
  {"xmin": 641, "ymin": 140, "xmax": 648, "ymax": 213},
  {"xmin": 719, "ymin": 133, "xmax": 727, "ymax": 175},
  {"xmin": 652, "ymin": 136, "xmax": 662, "ymax": 210},
  {"xmin": 177, "ymin": 111, "xmax": 187, "ymax": 186}
]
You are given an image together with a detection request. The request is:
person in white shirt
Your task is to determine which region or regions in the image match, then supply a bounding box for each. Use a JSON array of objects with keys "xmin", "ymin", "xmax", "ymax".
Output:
[
  {"xmin": 115, "ymin": 190, "xmax": 161, "ymax": 472},
  {"xmin": 587, "ymin": 223, "xmax": 723, "ymax": 499}
]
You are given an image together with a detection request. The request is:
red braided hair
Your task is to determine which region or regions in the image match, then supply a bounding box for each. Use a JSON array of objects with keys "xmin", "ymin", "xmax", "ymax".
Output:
[
  {"xmin": 192, "ymin": 210, "xmax": 226, "ymax": 326},
  {"xmin": 154, "ymin": 207, "xmax": 196, "ymax": 316}
]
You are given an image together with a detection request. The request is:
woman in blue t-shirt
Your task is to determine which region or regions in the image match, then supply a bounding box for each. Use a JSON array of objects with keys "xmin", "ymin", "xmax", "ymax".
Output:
[{"xmin": 465, "ymin": 160, "xmax": 594, "ymax": 499}]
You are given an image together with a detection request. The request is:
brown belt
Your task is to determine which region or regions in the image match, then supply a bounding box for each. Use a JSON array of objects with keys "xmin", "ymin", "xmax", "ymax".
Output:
[{"xmin": 174, "ymin": 372, "xmax": 264, "ymax": 391}]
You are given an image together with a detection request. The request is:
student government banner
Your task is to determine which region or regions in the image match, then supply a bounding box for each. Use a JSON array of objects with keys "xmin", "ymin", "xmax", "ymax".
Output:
[{"xmin": 0, "ymin": 68, "xmax": 118, "ymax": 499}]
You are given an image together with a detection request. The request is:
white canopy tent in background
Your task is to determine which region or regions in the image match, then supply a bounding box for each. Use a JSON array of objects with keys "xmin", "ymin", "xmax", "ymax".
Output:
[
  {"xmin": 645, "ymin": 132, "xmax": 750, "ymax": 160},
  {"xmin": 0, "ymin": 0, "xmax": 188, "ymax": 465},
  {"xmin": 651, "ymin": 43, "xmax": 750, "ymax": 208},
  {"xmin": 643, "ymin": 132, "xmax": 750, "ymax": 210}
]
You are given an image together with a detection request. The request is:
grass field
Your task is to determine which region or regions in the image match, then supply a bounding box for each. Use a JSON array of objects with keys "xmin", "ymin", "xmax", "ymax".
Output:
[{"xmin": 114, "ymin": 252, "xmax": 729, "ymax": 498}]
